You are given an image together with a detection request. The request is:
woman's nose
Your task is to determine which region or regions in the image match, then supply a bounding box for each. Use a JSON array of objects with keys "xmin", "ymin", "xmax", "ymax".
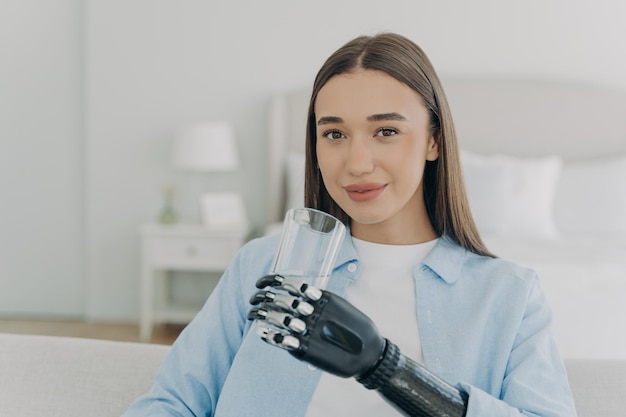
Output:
[{"xmin": 345, "ymin": 138, "xmax": 375, "ymax": 176}]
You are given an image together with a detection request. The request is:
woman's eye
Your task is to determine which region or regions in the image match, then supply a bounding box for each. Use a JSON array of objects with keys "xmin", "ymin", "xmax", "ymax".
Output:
[
  {"xmin": 376, "ymin": 128, "xmax": 398, "ymax": 137},
  {"xmin": 323, "ymin": 130, "xmax": 345, "ymax": 140}
]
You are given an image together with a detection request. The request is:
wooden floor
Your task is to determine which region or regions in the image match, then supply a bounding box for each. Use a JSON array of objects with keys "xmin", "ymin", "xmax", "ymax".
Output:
[{"xmin": 0, "ymin": 319, "xmax": 185, "ymax": 345}]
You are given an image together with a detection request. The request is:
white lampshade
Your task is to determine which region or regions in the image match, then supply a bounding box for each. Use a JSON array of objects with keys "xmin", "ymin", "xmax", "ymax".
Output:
[{"xmin": 172, "ymin": 122, "xmax": 239, "ymax": 171}]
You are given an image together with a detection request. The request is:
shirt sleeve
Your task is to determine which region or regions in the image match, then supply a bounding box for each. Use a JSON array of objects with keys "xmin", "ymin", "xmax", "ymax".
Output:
[{"xmin": 459, "ymin": 275, "xmax": 578, "ymax": 417}]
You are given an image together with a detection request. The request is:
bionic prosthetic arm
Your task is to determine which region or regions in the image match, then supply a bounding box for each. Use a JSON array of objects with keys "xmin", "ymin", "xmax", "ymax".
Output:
[{"xmin": 247, "ymin": 275, "xmax": 469, "ymax": 417}]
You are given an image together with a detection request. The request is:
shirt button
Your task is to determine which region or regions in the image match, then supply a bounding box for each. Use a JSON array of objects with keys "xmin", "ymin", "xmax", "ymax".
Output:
[{"xmin": 347, "ymin": 263, "xmax": 357, "ymax": 273}]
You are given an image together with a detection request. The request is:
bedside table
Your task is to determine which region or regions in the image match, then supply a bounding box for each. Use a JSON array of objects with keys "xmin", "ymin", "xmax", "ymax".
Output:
[{"xmin": 139, "ymin": 223, "xmax": 247, "ymax": 341}]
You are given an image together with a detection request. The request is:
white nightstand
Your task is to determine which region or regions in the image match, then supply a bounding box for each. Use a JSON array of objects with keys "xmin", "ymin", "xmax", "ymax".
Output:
[{"xmin": 139, "ymin": 223, "xmax": 248, "ymax": 341}]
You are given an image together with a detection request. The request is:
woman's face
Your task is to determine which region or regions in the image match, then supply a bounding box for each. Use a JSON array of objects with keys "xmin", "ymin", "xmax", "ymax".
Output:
[{"xmin": 315, "ymin": 69, "xmax": 439, "ymax": 243}]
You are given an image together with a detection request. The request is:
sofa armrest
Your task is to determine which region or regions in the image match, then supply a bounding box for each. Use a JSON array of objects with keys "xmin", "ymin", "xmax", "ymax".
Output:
[{"xmin": 0, "ymin": 333, "xmax": 170, "ymax": 417}]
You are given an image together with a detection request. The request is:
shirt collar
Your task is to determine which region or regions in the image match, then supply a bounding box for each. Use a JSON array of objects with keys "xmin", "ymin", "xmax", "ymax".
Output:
[
  {"xmin": 334, "ymin": 229, "xmax": 359, "ymax": 270},
  {"xmin": 422, "ymin": 235, "xmax": 468, "ymax": 284}
]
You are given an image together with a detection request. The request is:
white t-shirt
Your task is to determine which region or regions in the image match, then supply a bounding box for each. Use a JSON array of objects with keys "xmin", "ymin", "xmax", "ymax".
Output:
[{"xmin": 304, "ymin": 237, "xmax": 438, "ymax": 417}]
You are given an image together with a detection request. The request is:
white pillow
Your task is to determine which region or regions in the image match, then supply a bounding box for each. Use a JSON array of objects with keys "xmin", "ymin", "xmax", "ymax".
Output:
[
  {"xmin": 555, "ymin": 154, "xmax": 626, "ymax": 235},
  {"xmin": 286, "ymin": 151, "xmax": 306, "ymax": 211},
  {"xmin": 461, "ymin": 150, "xmax": 563, "ymax": 238}
]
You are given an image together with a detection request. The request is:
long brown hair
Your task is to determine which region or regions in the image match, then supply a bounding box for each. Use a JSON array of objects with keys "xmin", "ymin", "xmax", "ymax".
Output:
[{"xmin": 304, "ymin": 33, "xmax": 493, "ymax": 257}]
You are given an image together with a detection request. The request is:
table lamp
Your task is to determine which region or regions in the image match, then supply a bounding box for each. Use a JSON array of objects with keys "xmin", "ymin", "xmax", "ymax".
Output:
[{"xmin": 172, "ymin": 122, "xmax": 247, "ymax": 230}]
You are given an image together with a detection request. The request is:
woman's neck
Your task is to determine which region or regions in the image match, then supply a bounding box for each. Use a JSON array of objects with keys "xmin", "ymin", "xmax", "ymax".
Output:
[{"xmin": 351, "ymin": 216, "xmax": 438, "ymax": 245}]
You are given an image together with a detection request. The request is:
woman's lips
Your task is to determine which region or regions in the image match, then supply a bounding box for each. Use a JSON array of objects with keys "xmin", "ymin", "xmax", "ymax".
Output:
[{"xmin": 344, "ymin": 183, "xmax": 386, "ymax": 202}]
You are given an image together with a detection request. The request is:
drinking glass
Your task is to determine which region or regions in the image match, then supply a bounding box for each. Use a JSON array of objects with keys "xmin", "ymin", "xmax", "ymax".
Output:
[{"xmin": 270, "ymin": 208, "xmax": 346, "ymax": 290}]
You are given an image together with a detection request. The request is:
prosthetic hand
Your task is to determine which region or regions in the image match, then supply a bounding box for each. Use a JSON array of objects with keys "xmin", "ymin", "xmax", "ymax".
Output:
[{"xmin": 247, "ymin": 274, "xmax": 469, "ymax": 417}]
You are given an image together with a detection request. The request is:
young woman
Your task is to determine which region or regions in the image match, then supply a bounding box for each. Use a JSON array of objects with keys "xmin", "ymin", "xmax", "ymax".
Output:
[{"xmin": 123, "ymin": 33, "xmax": 577, "ymax": 417}]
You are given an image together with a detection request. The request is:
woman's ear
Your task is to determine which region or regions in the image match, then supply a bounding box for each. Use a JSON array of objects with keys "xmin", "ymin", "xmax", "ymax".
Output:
[{"xmin": 426, "ymin": 135, "xmax": 439, "ymax": 161}]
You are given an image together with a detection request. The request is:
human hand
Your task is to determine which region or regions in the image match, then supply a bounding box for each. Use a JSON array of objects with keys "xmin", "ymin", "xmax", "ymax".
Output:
[{"xmin": 247, "ymin": 274, "xmax": 386, "ymax": 378}]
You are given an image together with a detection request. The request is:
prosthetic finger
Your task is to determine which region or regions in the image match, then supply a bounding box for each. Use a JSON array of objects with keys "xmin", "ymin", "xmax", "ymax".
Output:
[
  {"xmin": 255, "ymin": 274, "xmax": 322, "ymax": 301},
  {"xmin": 254, "ymin": 325, "xmax": 301, "ymax": 351},
  {"xmin": 249, "ymin": 290, "xmax": 315, "ymax": 316},
  {"xmin": 247, "ymin": 306, "xmax": 307, "ymax": 333}
]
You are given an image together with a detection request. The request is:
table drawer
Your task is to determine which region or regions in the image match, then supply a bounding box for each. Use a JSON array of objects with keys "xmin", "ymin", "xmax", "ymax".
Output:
[{"xmin": 147, "ymin": 236, "xmax": 242, "ymax": 268}]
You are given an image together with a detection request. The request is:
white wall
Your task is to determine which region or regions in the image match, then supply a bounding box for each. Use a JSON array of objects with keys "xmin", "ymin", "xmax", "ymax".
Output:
[
  {"xmin": 2, "ymin": 0, "xmax": 625, "ymax": 321},
  {"xmin": 0, "ymin": 0, "xmax": 84, "ymax": 317}
]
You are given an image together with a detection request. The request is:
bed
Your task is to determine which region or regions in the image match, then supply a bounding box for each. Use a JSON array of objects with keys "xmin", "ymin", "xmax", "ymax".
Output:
[{"xmin": 265, "ymin": 77, "xmax": 626, "ymax": 360}]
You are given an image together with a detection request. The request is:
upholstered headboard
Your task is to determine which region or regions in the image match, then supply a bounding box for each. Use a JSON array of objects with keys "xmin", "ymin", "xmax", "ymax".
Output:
[
  {"xmin": 266, "ymin": 78, "xmax": 626, "ymax": 227},
  {"xmin": 443, "ymin": 78, "xmax": 626, "ymax": 160}
]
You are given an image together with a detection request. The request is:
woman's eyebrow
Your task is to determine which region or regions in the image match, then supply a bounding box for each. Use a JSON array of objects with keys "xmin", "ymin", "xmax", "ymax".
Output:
[
  {"xmin": 317, "ymin": 113, "xmax": 407, "ymax": 125},
  {"xmin": 317, "ymin": 116, "xmax": 343, "ymax": 125},
  {"xmin": 367, "ymin": 112, "xmax": 407, "ymax": 122}
]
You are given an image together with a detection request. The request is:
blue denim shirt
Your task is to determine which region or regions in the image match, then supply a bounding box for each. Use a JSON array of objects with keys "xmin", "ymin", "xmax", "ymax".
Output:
[{"xmin": 123, "ymin": 234, "xmax": 577, "ymax": 417}]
